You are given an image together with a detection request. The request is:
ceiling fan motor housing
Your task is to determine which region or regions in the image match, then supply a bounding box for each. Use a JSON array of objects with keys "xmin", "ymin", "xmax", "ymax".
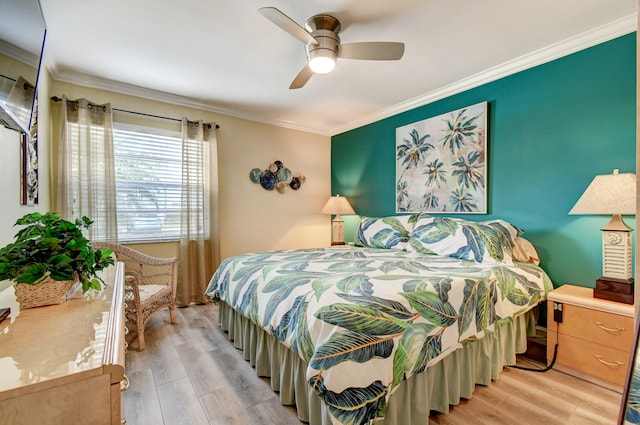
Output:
[{"xmin": 305, "ymin": 14, "xmax": 341, "ymax": 72}]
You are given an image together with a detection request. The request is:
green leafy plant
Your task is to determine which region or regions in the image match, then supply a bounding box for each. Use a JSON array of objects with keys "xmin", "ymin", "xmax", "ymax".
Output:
[{"xmin": 0, "ymin": 212, "xmax": 115, "ymax": 292}]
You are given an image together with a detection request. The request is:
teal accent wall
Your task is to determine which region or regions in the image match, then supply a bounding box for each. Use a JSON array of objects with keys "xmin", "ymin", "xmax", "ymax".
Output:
[{"xmin": 331, "ymin": 33, "xmax": 636, "ymax": 289}]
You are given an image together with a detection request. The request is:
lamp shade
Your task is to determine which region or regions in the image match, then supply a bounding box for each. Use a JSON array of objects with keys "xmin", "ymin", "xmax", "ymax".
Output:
[
  {"xmin": 569, "ymin": 169, "xmax": 636, "ymax": 216},
  {"xmin": 321, "ymin": 195, "xmax": 355, "ymax": 216},
  {"xmin": 322, "ymin": 195, "xmax": 355, "ymax": 245},
  {"xmin": 568, "ymin": 169, "xmax": 636, "ymax": 294}
]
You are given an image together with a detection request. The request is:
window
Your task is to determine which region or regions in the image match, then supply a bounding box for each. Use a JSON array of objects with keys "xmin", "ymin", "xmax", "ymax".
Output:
[{"xmin": 113, "ymin": 122, "xmax": 182, "ymax": 243}]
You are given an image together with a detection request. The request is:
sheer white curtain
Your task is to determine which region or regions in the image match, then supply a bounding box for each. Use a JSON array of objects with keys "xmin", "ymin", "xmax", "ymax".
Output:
[
  {"xmin": 176, "ymin": 118, "xmax": 220, "ymax": 306},
  {"xmin": 56, "ymin": 96, "xmax": 118, "ymax": 242}
]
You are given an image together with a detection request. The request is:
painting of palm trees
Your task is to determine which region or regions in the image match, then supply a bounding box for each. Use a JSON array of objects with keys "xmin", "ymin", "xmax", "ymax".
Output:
[{"xmin": 396, "ymin": 102, "xmax": 487, "ymax": 213}]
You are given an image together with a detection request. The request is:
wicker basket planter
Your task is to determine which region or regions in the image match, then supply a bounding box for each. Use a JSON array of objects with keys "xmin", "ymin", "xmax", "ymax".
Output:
[
  {"xmin": 0, "ymin": 213, "xmax": 115, "ymax": 308},
  {"xmin": 14, "ymin": 277, "xmax": 78, "ymax": 309}
]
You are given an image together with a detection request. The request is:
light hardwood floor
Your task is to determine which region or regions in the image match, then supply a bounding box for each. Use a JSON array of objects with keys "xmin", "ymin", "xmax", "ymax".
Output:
[{"xmin": 122, "ymin": 303, "xmax": 623, "ymax": 425}]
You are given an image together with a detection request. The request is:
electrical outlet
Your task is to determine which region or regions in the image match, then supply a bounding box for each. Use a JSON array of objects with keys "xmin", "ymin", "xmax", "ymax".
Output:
[{"xmin": 553, "ymin": 302, "xmax": 563, "ymax": 323}]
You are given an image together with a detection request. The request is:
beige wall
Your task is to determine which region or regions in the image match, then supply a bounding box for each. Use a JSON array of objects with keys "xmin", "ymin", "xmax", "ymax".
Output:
[
  {"xmin": 215, "ymin": 114, "xmax": 331, "ymax": 257},
  {"xmin": 0, "ymin": 76, "xmax": 331, "ymax": 288}
]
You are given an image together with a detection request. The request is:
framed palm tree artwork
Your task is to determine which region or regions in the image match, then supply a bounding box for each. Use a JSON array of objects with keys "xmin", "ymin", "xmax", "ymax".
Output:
[{"xmin": 396, "ymin": 101, "xmax": 487, "ymax": 213}]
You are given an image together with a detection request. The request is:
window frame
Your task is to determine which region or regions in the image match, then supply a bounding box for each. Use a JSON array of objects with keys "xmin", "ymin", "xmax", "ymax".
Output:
[{"xmin": 112, "ymin": 121, "xmax": 182, "ymax": 244}]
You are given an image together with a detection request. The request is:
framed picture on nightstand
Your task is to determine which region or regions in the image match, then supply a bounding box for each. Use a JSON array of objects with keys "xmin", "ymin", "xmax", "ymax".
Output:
[{"xmin": 619, "ymin": 317, "xmax": 640, "ymax": 424}]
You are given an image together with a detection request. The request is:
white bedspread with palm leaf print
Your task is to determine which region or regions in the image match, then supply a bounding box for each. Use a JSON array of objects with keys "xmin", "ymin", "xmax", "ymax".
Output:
[{"xmin": 205, "ymin": 247, "xmax": 552, "ymax": 425}]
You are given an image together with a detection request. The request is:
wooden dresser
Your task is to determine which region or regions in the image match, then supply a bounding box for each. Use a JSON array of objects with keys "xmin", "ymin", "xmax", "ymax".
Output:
[
  {"xmin": 0, "ymin": 263, "xmax": 126, "ymax": 424},
  {"xmin": 547, "ymin": 284, "xmax": 635, "ymax": 391}
]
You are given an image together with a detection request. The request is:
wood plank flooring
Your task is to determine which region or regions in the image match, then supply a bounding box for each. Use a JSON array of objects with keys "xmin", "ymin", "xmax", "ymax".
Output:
[{"xmin": 122, "ymin": 303, "xmax": 623, "ymax": 425}]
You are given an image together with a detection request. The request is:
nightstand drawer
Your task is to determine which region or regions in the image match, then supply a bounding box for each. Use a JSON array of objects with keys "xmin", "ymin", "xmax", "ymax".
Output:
[
  {"xmin": 557, "ymin": 304, "xmax": 634, "ymax": 350},
  {"xmin": 548, "ymin": 332, "xmax": 630, "ymax": 386}
]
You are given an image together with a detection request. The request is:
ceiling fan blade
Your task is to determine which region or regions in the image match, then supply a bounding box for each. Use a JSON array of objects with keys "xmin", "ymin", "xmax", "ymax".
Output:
[
  {"xmin": 259, "ymin": 7, "xmax": 318, "ymax": 46},
  {"xmin": 340, "ymin": 42, "xmax": 405, "ymax": 60},
  {"xmin": 289, "ymin": 64, "xmax": 314, "ymax": 89}
]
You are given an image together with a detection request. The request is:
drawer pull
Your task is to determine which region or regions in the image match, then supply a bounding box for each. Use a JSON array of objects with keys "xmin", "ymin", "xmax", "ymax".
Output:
[
  {"xmin": 594, "ymin": 322, "xmax": 624, "ymax": 333},
  {"xmin": 594, "ymin": 354, "xmax": 624, "ymax": 368}
]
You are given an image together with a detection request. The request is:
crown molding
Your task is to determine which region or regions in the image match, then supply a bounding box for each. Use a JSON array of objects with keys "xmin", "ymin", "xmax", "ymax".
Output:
[
  {"xmin": 45, "ymin": 13, "xmax": 636, "ymax": 138},
  {"xmin": 329, "ymin": 13, "xmax": 637, "ymax": 136},
  {"xmin": 47, "ymin": 68, "xmax": 332, "ymax": 136},
  {"xmin": 0, "ymin": 39, "xmax": 40, "ymax": 68}
]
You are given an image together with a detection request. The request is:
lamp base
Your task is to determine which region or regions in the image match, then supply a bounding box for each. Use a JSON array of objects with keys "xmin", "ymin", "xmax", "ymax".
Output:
[
  {"xmin": 331, "ymin": 241, "xmax": 345, "ymax": 246},
  {"xmin": 594, "ymin": 277, "xmax": 634, "ymax": 304}
]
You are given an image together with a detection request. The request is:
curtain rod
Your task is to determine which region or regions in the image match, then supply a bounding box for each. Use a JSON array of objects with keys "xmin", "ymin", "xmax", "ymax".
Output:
[{"xmin": 50, "ymin": 96, "xmax": 220, "ymax": 129}]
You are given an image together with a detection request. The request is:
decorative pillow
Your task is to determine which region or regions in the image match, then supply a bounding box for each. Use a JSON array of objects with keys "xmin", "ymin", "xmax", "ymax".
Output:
[
  {"xmin": 512, "ymin": 237, "xmax": 541, "ymax": 265},
  {"xmin": 354, "ymin": 215, "xmax": 419, "ymax": 250},
  {"xmin": 406, "ymin": 216, "xmax": 520, "ymax": 264}
]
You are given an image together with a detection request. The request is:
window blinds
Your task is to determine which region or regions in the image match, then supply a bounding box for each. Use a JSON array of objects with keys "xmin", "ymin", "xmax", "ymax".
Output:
[{"xmin": 113, "ymin": 123, "xmax": 182, "ymax": 243}]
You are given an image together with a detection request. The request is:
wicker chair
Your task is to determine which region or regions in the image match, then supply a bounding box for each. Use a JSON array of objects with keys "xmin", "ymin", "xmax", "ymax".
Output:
[{"xmin": 93, "ymin": 242, "xmax": 177, "ymax": 351}]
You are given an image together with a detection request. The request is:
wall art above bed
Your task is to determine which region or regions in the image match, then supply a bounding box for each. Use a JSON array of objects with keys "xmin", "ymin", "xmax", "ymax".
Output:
[{"xmin": 396, "ymin": 101, "xmax": 487, "ymax": 213}]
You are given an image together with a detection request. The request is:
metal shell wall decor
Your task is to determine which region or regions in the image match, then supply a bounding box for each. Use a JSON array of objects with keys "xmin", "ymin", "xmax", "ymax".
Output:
[{"xmin": 250, "ymin": 160, "xmax": 306, "ymax": 193}]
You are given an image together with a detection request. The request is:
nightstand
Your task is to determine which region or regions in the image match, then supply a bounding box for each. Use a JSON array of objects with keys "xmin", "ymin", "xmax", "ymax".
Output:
[{"xmin": 547, "ymin": 284, "xmax": 635, "ymax": 391}]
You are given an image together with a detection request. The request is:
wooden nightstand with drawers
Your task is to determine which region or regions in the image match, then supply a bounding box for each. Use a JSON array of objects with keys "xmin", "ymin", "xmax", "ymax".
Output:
[{"xmin": 547, "ymin": 284, "xmax": 635, "ymax": 391}]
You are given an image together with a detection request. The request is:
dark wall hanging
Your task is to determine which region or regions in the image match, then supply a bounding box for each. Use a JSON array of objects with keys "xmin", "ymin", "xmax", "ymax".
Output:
[{"xmin": 250, "ymin": 160, "xmax": 305, "ymax": 193}]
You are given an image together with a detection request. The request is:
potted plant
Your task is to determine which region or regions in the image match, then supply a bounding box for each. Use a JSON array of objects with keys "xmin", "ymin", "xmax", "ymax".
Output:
[{"xmin": 0, "ymin": 212, "xmax": 114, "ymax": 308}]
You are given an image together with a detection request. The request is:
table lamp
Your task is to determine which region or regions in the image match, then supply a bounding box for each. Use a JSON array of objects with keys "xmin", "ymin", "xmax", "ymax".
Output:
[
  {"xmin": 569, "ymin": 169, "xmax": 636, "ymax": 303},
  {"xmin": 322, "ymin": 194, "xmax": 355, "ymax": 245}
]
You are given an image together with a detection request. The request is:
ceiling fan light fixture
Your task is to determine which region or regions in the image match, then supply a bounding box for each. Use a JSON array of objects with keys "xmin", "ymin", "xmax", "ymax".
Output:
[
  {"xmin": 309, "ymin": 54, "xmax": 336, "ymax": 74},
  {"xmin": 259, "ymin": 8, "xmax": 404, "ymax": 88}
]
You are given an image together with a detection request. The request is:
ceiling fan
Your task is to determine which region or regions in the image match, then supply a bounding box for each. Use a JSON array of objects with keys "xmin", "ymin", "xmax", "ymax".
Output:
[{"xmin": 259, "ymin": 7, "xmax": 405, "ymax": 89}]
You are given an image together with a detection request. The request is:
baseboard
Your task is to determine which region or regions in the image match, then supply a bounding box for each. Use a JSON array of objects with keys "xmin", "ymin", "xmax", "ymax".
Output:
[{"xmin": 552, "ymin": 364, "xmax": 623, "ymax": 393}]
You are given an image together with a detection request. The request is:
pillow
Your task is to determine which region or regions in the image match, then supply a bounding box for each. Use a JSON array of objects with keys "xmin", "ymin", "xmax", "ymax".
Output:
[
  {"xmin": 512, "ymin": 237, "xmax": 541, "ymax": 265},
  {"xmin": 354, "ymin": 215, "xmax": 418, "ymax": 250},
  {"xmin": 406, "ymin": 216, "xmax": 520, "ymax": 264}
]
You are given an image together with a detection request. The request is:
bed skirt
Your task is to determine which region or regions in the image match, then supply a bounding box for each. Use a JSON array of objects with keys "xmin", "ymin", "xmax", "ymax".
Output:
[{"xmin": 217, "ymin": 302, "xmax": 537, "ymax": 425}]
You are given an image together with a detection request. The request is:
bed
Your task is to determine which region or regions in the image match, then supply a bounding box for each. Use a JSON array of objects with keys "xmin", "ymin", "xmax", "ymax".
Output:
[{"xmin": 205, "ymin": 215, "xmax": 553, "ymax": 425}]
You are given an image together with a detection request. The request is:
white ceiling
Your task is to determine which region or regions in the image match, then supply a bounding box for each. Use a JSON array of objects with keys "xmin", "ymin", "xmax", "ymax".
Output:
[{"xmin": 39, "ymin": 0, "xmax": 637, "ymax": 136}]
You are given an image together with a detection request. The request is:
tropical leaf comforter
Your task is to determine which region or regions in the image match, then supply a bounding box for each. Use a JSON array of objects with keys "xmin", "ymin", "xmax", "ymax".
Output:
[{"xmin": 205, "ymin": 247, "xmax": 552, "ymax": 425}]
